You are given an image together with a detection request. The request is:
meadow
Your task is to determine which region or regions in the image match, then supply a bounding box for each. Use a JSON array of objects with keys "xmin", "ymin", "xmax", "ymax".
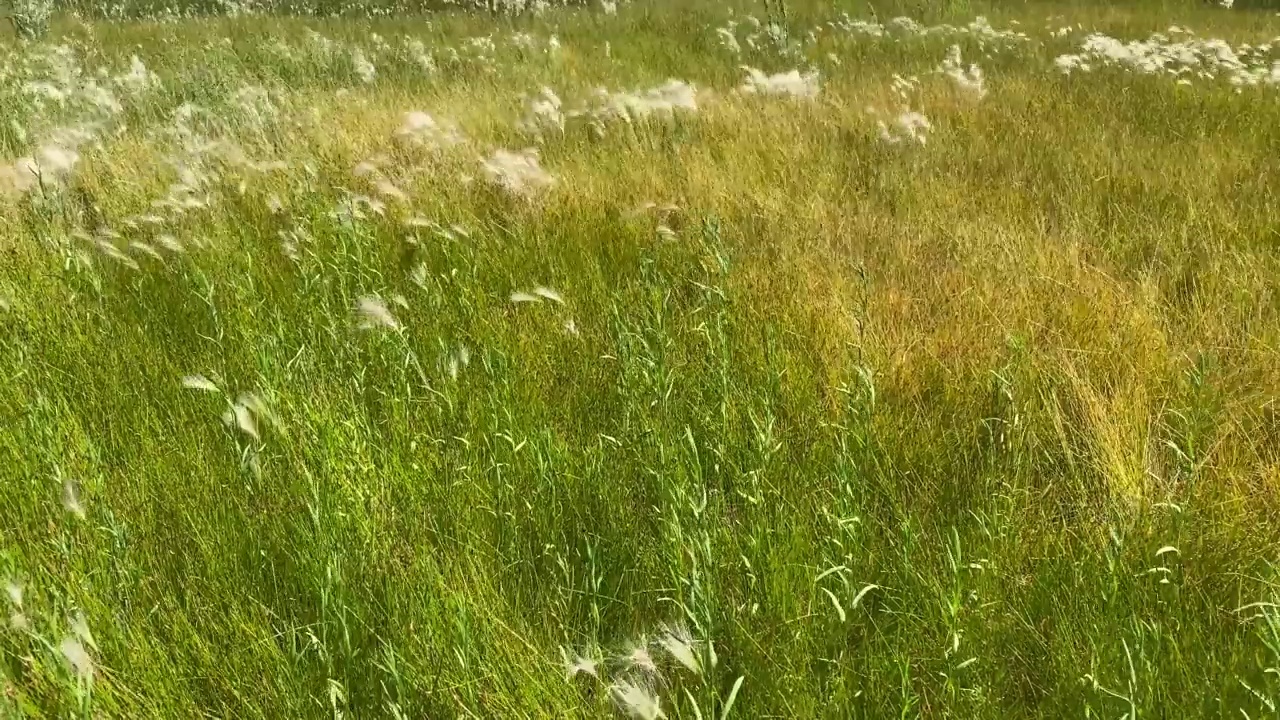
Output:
[{"xmin": 0, "ymin": 0, "xmax": 1279, "ymax": 716}]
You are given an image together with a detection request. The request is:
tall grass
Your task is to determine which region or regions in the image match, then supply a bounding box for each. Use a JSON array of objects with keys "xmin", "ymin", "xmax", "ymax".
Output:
[{"xmin": 0, "ymin": 0, "xmax": 1279, "ymax": 717}]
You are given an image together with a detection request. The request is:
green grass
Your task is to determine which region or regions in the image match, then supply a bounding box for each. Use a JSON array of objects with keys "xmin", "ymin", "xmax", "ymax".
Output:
[{"xmin": 1, "ymin": 0, "xmax": 1280, "ymax": 717}]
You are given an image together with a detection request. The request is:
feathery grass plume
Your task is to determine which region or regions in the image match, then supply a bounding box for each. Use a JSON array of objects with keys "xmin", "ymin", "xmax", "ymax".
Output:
[
  {"xmin": 129, "ymin": 242, "xmax": 164, "ymax": 262},
  {"xmin": 356, "ymin": 296, "xmax": 401, "ymax": 330},
  {"xmin": 91, "ymin": 237, "xmax": 139, "ymax": 269},
  {"xmin": 715, "ymin": 26, "xmax": 741, "ymax": 53},
  {"xmin": 406, "ymin": 39, "xmax": 436, "ymax": 73},
  {"xmin": 2, "ymin": 129, "xmax": 89, "ymax": 196},
  {"xmin": 223, "ymin": 402, "xmax": 259, "ymax": 440},
  {"xmin": 157, "ymin": 235, "xmax": 184, "ymax": 253},
  {"xmin": 61, "ymin": 475, "xmax": 85, "ymax": 519},
  {"xmin": 532, "ymin": 287, "xmax": 563, "ymax": 304},
  {"xmin": 481, "ymin": 149, "xmax": 555, "ymax": 199},
  {"xmin": 588, "ymin": 80, "xmax": 697, "ymax": 123},
  {"xmin": 657, "ymin": 623, "xmax": 701, "ymax": 675},
  {"xmin": 738, "ymin": 67, "xmax": 821, "ymax": 98},
  {"xmin": 610, "ymin": 677, "xmax": 664, "ymax": 719},
  {"xmin": 619, "ymin": 639, "xmax": 658, "ymax": 675},
  {"xmin": 117, "ymin": 56, "xmax": 159, "ymax": 95},
  {"xmin": 237, "ymin": 393, "xmax": 277, "ymax": 431},
  {"xmin": 511, "ymin": 291, "xmax": 542, "ymax": 304},
  {"xmin": 70, "ymin": 611, "xmax": 95, "ymax": 649},
  {"xmin": 1052, "ymin": 32, "xmax": 1280, "ymax": 87},
  {"xmin": 182, "ymin": 374, "xmax": 221, "ymax": 392},
  {"xmin": 939, "ymin": 45, "xmax": 986, "ymax": 99},
  {"xmin": 352, "ymin": 48, "xmax": 377, "ymax": 84},
  {"xmin": 220, "ymin": 392, "xmax": 274, "ymax": 441},
  {"xmin": 561, "ymin": 646, "xmax": 601, "ymax": 680},
  {"xmin": 877, "ymin": 111, "xmax": 931, "ymax": 145},
  {"xmin": 519, "ymin": 87, "xmax": 565, "ymax": 136},
  {"xmin": 374, "ymin": 180, "xmax": 409, "ymax": 203},
  {"xmin": 447, "ymin": 345, "xmax": 470, "ymax": 380},
  {"xmin": 59, "ymin": 637, "xmax": 93, "ymax": 681},
  {"xmin": 397, "ymin": 111, "xmax": 464, "ymax": 150},
  {"xmin": 5, "ymin": 580, "xmax": 27, "ymax": 630}
]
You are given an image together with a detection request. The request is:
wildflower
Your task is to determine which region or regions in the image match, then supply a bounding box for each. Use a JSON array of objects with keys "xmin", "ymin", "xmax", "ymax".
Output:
[
  {"xmin": 738, "ymin": 67, "xmax": 821, "ymax": 98},
  {"xmin": 356, "ymin": 296, "xmax": 400, "ymax": 330},
  {"xmin": 610, "ymin": 678, "xmax": 664, "ymax": 719}
]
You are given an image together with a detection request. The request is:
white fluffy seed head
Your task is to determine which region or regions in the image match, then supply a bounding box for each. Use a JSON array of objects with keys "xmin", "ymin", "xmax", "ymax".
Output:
[
  {"xmin": 657, "ymin": 623, "xmax": 702, "ymax": 675},
  {"xmin": 561, "ymin": 646, "xmax": 601, "ymax": 680},
  {"xmin": 59, "ymin": 637, "xmax": 93, "ymax": 681},
  {"xmin": 532, "ymin": 287, "xmax": 563, "ymax": 304},
  {"xmin": 61, "ymin": 476, "xmax": 84, "ymax": 519},
  {"xmin": 481, "ymin": 148, "xmax": 555, "ymax": 199},
  {"xmin": 738, "ymin": 66, "xmax": 821, "ymax": 98},
  {"xmin": 356, "ymin": 296, "xmax": 400, "ymax": 330},
  {"xmin": 610, "ymin": 678, "xmax": 664, "ymax": 719}
]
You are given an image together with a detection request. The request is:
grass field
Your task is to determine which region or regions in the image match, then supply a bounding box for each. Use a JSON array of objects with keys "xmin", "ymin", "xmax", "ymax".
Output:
[{"xmin": 1, "ymin": 0, "xmax": 1279, "ymax": 716}]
